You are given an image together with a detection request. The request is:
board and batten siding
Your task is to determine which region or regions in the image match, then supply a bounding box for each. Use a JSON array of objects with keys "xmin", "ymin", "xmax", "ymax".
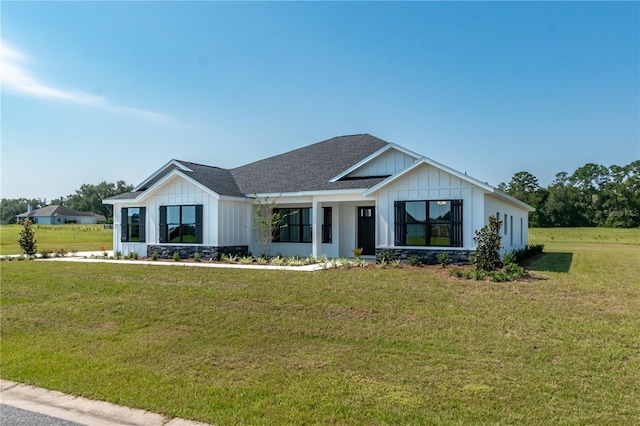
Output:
[
  {"xmin": 142, "ymin": 175, "xmax": 219, "ymax": 246},
  {"xmin": 346, "ymin": 148, "xmax": 417, "ymax": 178},
  {"xmin": 483, "ymin": 194, "xmax": 529, "ymax": 251},
  {"xmin": 374, "ymin": 163, "xmax": 485, "ymax": 250},
  {"xmin": 217, "ymin": 199, "xmax": 252, "ymax": 246}
]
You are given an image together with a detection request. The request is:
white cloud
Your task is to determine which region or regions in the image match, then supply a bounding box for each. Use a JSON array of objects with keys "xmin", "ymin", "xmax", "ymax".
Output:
[{"xmin": 1, "ymin": 41, "xmax": 172, "ymax": 124}]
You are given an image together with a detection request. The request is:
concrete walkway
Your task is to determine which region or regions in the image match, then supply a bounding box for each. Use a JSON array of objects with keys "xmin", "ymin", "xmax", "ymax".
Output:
[
  {"xmin": 5, "ymin": 250, "xmax": 330, "ymax": 271},
  {"xmin": 1, "ymin": 380, "xmax": 210, "ymax": 426}
]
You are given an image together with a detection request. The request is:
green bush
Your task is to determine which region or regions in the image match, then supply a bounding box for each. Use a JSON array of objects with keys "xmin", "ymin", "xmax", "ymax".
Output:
[
  {"xmin": 173, "ymin": 252, "xmax": 180, "ymax": 262},
  {"xmin": 18, "ymin": 219, "xmax": 37, "ymax": 256},
  {"xmin": 408, "ymin": 254, "xmax": 422, "ymax": 267},
  {"xmin": 379, "ymin": 249, "xmax": 392, "ymax": 264},
  {"xmin": 193, "ymin": 253, "xmax": 201, "ymax": 263},
  {"xmin": 151, "ymin": 251, "xmax": 159, "ymax": 261},
  {"xmin": 473, "ymin": 216, "xmax": 503, "ymax": 271},
  {"xmin": 436, "ymin": 251, "xmax": 451, "ymax": 268}
]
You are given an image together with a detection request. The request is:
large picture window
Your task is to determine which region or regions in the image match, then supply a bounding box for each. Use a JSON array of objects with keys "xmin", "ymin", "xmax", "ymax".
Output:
[
  {"xmin": 159, "ymin": 205, "xmax": 203, "ymax": 244},
  {"xmin": 121, "ymin": 207, "xmax": 146, "ymax": 242},
  {"xmin": 274, "ymin": 207, "xmax": 312, "ymax": 243},
  {"xmin": 394, "ymin": 200, "xmax": 462, "ymax": 247}
]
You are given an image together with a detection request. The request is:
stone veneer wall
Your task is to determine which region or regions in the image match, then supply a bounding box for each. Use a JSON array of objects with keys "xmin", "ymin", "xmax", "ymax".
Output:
[
  {"xmin": 376, "ymin": 248, "xmax": 475, "ymax": 265},
  {"xmin": 146, "ymin": 245, "xmax": 248, "ymax": 261}
]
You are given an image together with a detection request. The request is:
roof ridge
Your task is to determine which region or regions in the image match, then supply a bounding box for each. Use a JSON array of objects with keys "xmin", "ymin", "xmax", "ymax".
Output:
[{"xmin": 176, "ymin": 160, "xmax": 228, "ymax": 170}]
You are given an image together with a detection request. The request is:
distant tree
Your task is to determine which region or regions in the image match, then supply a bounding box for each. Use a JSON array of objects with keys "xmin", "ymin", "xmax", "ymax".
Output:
[
  {"xmin": 64, "ymin": 180, "xmax": 133, "ymax": 219},
  {"xmin": 500, "ymin": 171, "xmax": 547, "ymax": 227},
  {"xmin": 18, "ymin": 219, "xmax": 37, "ymax": 256}
]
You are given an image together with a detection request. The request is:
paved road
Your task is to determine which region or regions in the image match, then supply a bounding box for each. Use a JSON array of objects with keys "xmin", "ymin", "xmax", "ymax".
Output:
[{"xmin": 1, "ymin": 404, "xmax": 84, "ymax": 426}]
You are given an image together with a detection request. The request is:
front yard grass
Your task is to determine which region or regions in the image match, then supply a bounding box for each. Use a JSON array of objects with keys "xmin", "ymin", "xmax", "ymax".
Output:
[
  {"xmin": 1, "ymin": 229, "xmax": 639, "ymax": 424},
  {"xmin": 0, "ymin": 224, "xmax": 112, "ymax": 255}
]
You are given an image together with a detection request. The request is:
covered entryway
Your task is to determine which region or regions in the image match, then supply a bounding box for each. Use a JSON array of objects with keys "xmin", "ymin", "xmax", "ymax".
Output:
[{"xmin": 357, "ymin": 206, "xmax": 375, "ymax": 255}]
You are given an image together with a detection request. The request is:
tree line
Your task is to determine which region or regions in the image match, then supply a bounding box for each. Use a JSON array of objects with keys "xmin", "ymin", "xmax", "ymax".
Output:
[
  {"xmin": 0, "ymin": 181, "xmax": 133, "ymax": 224},
  {"xmin": 499, "ymin": 160, "xmax": 640, "ymax": 228}
]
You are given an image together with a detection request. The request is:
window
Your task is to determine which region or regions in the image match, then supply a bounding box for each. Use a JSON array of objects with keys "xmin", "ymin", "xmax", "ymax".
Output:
[
  {"xmin": 394, "ymin": 200, "xmax": 463, "ymax": 247},
  {"xmin": 520, "ymin": 217, "xmax": 523, "ymax": 245},
  {"xmin": 504, "ymin": 212, "xmax": 508, "ymax": 235},
  {"xmin": 121, "ymin": 207, "xmax": 146, "ymax": 242},
  {"xmin": 510, "ymin": 216, "xmax": 513, "ymax": 246},
  {"xmin": 274, "ymin": 207, "xmax": 312, "ymax": 243},
  {"xmin": 159, "ymin": 205, "xmax": 202, "ymax": 244},
  {"xmin": 322, "ymin": 207, "xmax": 332, "ymax": 243}
]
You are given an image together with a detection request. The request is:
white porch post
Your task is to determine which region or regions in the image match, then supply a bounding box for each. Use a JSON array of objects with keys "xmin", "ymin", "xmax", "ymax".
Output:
[{"xmin": 312, "ymin": 198, "xmax": 322, "ymax": 258}]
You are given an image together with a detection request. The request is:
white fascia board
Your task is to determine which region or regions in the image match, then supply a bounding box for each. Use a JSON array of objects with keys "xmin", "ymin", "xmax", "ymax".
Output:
[
  {"xmin": 103, "ymin": 198, "xmax": 139, "ymax": 205},
  {"xmin": 134, "ymin": 160, "xmax": 193, "ymax": 191},
  {"xmin": 490, "ymin": 190, "xmax": 536, "ymax": 212},
  {"xmin": 135, "ymin": 170, "xmax": 220, "ymax": 202},
  {"xmin": 329, "ymin": 145, "xmax": 393, "ymax": 182},
  {"xmin": 250, "ymin": 188, "xmax": 368, "ymax": 199},
  {"xmin": 329, "ymin": 143, "xmax": 423, "ymax": 183},
  {"xmin": 219, "ymin": 195, "xmax": 252, "ymax": 202}
]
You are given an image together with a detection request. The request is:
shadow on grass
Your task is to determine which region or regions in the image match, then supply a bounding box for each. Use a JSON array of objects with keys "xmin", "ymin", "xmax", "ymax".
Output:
[{"xmin": 527, "ymin": 252, "xmax": 573, "ymax": 273}]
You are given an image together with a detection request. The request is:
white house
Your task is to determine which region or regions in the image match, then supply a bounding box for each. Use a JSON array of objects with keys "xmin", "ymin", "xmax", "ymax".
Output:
[{"xmin": 103, "ymin": 134, "xmax": 533, "ymax": 262}]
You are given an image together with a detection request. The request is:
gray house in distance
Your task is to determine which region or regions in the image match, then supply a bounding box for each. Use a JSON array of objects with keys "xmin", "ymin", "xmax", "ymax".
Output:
[
  {"xmin": 104, "ymin": 134, "xmax": 533, "ymax": 262},
  {"xmin": 16, "ymin": 205, "xmax": 106, "ymax": 225}
]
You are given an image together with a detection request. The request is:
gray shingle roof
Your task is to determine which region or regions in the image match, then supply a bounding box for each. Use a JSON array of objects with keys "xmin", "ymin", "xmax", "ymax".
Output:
[
  {"xmin": 177, "ymin": 161, "xmax": 245, "ymax": 197},
  {"xmin": 231, "ymin": 134, "xmax": 390, "ymax": 193},
  {"xmin": 16, "ymin": 205, "xmax": 98, "ymax": 218},
  {"xmin": 106, "ymin": 134, "xmax": 392, "ymax": 200}
]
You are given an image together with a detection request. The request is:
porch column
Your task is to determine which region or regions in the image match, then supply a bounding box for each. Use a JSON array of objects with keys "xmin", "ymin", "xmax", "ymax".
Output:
[{"xmin": 312, "ymin": 198, "xmax": 322, "ymax": 258}]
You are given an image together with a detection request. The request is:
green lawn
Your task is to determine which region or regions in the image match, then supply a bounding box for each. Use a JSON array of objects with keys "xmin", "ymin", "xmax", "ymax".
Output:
[
  {"xmin": 0, "ymin": 224, "xmax": 112, "ymax": 255},
  {"xmin": 1, "ymin": 229, "xmax": 639, "ymax": 424}
]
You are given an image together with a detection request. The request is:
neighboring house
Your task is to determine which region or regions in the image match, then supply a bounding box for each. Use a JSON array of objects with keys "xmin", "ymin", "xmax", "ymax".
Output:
[
  {"xmin": 16, "ymin": 205, "xmax": 105, "ymax": 225},
  {"xmin": 103, "ymin": 134, "xmax": 534, "ymax": 262}
]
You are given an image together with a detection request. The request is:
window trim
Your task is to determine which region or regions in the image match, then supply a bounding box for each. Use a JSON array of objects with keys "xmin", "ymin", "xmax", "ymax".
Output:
[
  {"xmin": 394, "ymin": 199, "xmax": 463, "ymax": 247},
  {"xmin": 159, "ymin": 205, "xmax": 203, "ymax": 244},
  {"xmin": 121, "ymin": 207, "xmax": 146, "ymax": 243},
  {"xmin": 273, "ymin": 207, "xmax": 312, "ymax": 243},
  {"xmin": 322, "ymin": 207, "xmax": 332, "ymax": 244}
]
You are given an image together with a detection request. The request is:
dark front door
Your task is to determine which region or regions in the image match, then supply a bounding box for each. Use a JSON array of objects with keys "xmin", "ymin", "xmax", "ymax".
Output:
[{"xmin": 357, "ymin": 206, "xmax": 376, "ymax": 256}]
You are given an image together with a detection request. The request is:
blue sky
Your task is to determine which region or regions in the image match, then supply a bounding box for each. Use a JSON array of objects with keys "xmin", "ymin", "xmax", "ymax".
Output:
[{"xmin": 2, "ymin": 1, "xmax": 638, "ymax": 201}]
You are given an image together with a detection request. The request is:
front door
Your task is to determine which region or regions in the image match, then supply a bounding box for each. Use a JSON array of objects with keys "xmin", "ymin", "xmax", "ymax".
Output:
[{"xmin": 357, "ymin": 206, "xmax": 375, "ymax": 256}]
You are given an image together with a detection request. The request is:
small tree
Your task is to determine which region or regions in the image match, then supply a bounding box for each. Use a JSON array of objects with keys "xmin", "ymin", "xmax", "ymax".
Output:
[
  {"xmin": 473, "ymin": 215, "xmax": 502, "ymax": 271},
  {"xmin": 251, "ymin": 196, "xmax": 296, "ymax": 258},
  {"xmin": 18, "ymin": 219, "xmax": 37, "ymax": 256}
]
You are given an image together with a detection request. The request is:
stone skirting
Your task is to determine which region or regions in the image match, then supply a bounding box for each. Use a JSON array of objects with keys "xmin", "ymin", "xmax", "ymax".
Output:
[
  {"xmin": 376, "ymin": 247, "xmax": 475, "ymax": 265},
  {"xmin": 146, "ymin": 245, "xmax": 248, "ymax": 261}
]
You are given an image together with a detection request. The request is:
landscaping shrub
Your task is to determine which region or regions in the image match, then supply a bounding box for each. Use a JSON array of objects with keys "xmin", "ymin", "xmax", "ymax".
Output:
[
  {"xmin": 173, "ymin": 252, "xmax": 180, "ymax": 261},
  {"xmin": 473, "ymin": 216, "xmax": 502, "ymax": 271},
  {"xmin": 408, "ymin": 254, "xmax": 422, "ymax": 267},
  {"xmin": 193, "ymin": 253, "xmax": 201, "ymax": 263},
  {"xmin": 18, "ymin": 219, "xmax": 37, "ymax": 256},
  {"xmin": 151, "ymin": 251, "xmax": 159, "ymax": 261},
  {"xmin": 436, "ymin": 251, "xmax": 451, "ymax": 268}
]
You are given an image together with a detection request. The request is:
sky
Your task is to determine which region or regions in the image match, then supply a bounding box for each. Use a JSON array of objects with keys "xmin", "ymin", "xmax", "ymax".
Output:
[{"xmin": 1, "ymin": 1, "xmax": 638, "ymax": 201}]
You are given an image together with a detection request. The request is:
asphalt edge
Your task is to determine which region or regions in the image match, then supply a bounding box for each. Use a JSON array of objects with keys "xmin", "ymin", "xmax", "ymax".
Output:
[{"xmin": 0, "ymin": 380, "xmax": 210, "ymax": 426}]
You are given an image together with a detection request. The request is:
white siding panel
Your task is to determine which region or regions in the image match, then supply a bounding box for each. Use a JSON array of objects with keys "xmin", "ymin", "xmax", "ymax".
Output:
[
  {"xmin": 346, "ymin": 149, "xmax": 417, "ymax": 178},
  {"xmin": 375, "ymin": 163, "xmax": 483, "ymax": 250}
]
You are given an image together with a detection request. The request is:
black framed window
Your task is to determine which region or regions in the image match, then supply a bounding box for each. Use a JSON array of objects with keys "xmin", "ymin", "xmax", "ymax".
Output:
[
  {"xmin": 159, "ymin": 205, "xmax": 203, "ymax": 244},
  {"xmin": 394, "ymin": 200, "xmax": 462, "ymax": 247},
  {"xmin": 322, "ymin": 207, "xmax": 332, "ymax": 243},
  {"xmin": 274, "ymin": 208, "xmax": 312, "ymax": 243},
  {"xmin": 121, "ymin": 207, "xmax": 146, "ymax": 242}
]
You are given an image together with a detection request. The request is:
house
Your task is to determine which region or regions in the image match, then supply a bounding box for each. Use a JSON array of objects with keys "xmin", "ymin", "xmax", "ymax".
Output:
[
  {"xmin": 103, "ymin": 134, "xmax": 534, "ymax": 262},
  {"xmin": 16, "ymin": 205, "xmax": 106, "ymax": 225}
]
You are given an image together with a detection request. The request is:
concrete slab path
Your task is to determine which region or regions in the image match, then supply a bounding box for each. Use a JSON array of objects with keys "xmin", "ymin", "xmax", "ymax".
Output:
[{"xmin": 1, "ymin": 380, "xmax": 210, "ymax": 426}]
